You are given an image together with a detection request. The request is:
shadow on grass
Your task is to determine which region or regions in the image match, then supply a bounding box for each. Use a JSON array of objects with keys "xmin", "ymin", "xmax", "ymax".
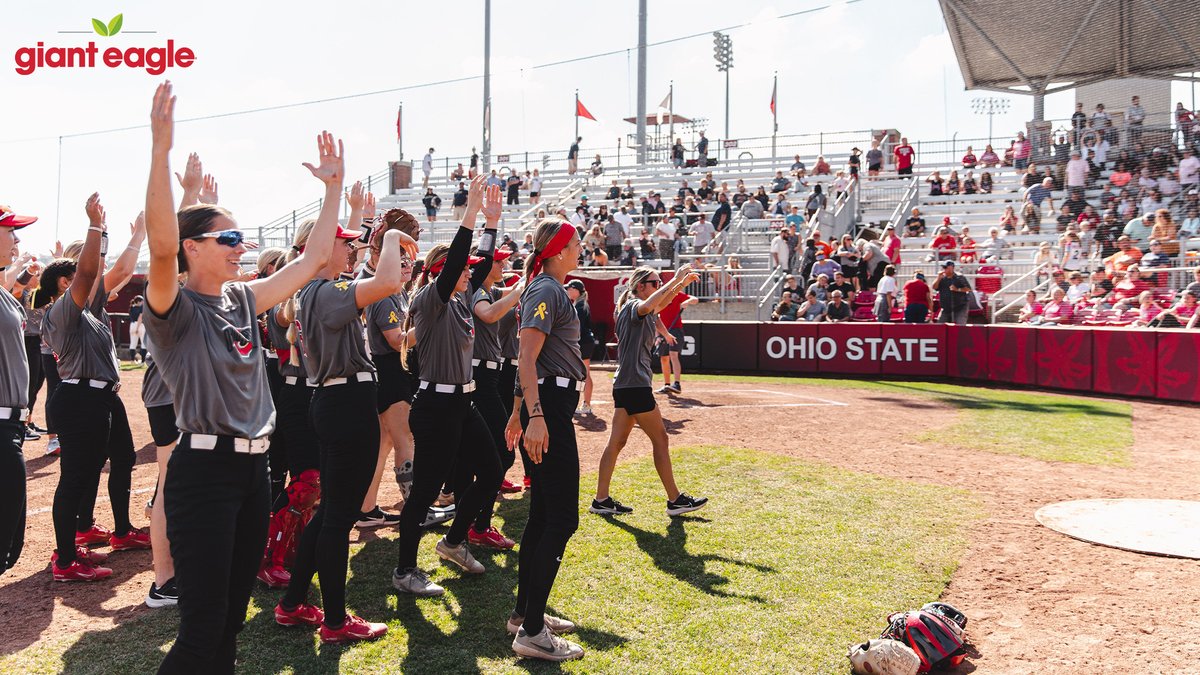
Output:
[
  {"xmin": 872, "ymin": 381, "xmax": 1127, "ymax": 418},
  {"xmin": 599, "ymin": 516, "xmax": 774, "ymax": 603}
]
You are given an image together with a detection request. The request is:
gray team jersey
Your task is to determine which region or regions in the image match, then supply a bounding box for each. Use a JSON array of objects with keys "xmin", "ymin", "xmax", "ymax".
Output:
[
  {"xmin": 266, "ymin": 306, "xmax": 308, "ymax": 380},
  {"xmin": 498, "ymin": 300, "xmax": 519, "ymax": 361},
  {"xmin": 471, "ymin": 287, "xmax": 502, "ymax": 363},
  {"xmin": 519, "ymin": 274, "xmax": 586, "ymax": 380},
  {"xmin": 0, "ymin": 289, "xmax": 29, "ymax": 409},
  {"xmin": 366, "ymin": 291, "xmax": 407, "ymax": 358},
  {"xmin": 144, "ymin": 283, "xmax": 275, "ymax": 438},
  {"xmin": 296, "ymin": 278, "xmax": 374, "ymax": 383},
  {"xmin": 410, "ymin": 283, "xmax": 474, "ymax": 385},
  {"xmin": 43, "ymin": 278, "xmax": 120, "ymax": 383},
  {"xmin": 22, "ymin": 297, "xmax": 42, "ymax": 338},
  {"xmin": 140, "ymin": 330, "xmax": 174, "ymax": 408},
  {"xmin": 612, "ymin": 298, "xmax": 656, "ymax": 389}
]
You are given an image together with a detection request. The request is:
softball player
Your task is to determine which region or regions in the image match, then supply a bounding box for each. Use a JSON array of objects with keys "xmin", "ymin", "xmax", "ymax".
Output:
[
  {"xmin": 496, "ymin": 279, "xmax": 528, "ymax": 490},
  {"xmin": 506, "ymin": 218, "xmax": 587, "ymax": 662},
  {"xmin": 142, "ymin": 327, "xmax": 179, "ymax": 606},
  {"xmin": 392, "ymin": 176, "xmax": 504, "ymax": 596},
  {"xmin": 564, "ymin": 279, "xmax": 596, "ymax": 415},
  {"xmin": 591, "ymin": 266, "xmax": 708, "ymax": 517}
]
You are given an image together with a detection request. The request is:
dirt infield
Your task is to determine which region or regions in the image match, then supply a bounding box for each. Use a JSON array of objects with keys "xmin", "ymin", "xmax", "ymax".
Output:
[{"xmin": 2, "ymin": 369, "xmax": 1197, "ymax": 673}]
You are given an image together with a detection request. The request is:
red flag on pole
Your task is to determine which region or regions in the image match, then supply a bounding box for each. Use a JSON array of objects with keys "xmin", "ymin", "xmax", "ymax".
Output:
[
  {"xmin": 576, "ymin": 99, "xmax": 596, "ymax": 121},
  {"xmin": 396, "ymin": 106, "xmax": 402, "ymax": 141},
  {"xmin": 770, "ymin": 79, "xmax": 777, "ymax": 117}
]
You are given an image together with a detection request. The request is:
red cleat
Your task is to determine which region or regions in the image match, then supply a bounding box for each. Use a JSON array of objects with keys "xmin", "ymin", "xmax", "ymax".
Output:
[
  {"xmin": 52, "ymin": 546, "xmax": 108, "ymax": 566},
  {"xmin": 522, "ymin": 475, "xmax": 531, "ymax": 490},
  {"xmin": 258, "ymin": 563, "xmax": 291, "ymax": 589},
  {"xmin": 110, "ymin": 528, "xmax": 152, "ymax": 551},
  {"xmin": 468, "ymin": 526, "xmax": 515, "ymax": 550},
  {"xmin": 499, "ymin": 479, "xmax": 522, "ymax": 494},
  {"xmin": 319, "ymin": 614, "xmax": 387, "ymax": 644},
  {"xmin": 75, "ymin": 524, "xmax": 113, "ymax": 547},
  {"xmin": 52, "ymin": 558, "xmax": 113, "ymax": 582},
  {"xmin": 274, "ymin": 602, "xmax": 324, "ymax": 627}
]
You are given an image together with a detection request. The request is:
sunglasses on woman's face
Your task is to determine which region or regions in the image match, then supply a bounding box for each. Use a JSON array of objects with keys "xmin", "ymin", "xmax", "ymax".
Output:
[
  {"xmin": 643, "ymin": 278, "xmax": 661, "ymax": 287},
  {"xmin": 188, "ymin": 229, "xmax": 246, "ymax": 247}
]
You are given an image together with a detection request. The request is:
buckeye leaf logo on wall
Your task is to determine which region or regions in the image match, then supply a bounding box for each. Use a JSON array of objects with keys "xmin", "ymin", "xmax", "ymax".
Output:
[{"xmin": 91, "ymin": 14, "xmax": 123, "ymax": 37}]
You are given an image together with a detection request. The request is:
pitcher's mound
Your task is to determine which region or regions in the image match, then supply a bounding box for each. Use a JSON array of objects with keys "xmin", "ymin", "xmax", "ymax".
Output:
[{"xmin": 1036, "ymin": 499, "xmax": 1200, "ymax": 559}]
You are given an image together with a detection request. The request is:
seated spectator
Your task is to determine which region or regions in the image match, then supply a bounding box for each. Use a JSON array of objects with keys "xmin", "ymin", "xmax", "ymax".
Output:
[
  {"xmin": 796, "ymin": 290, "xmax": 826, "ymax": 321},
  {"xmin": 1183, "ymin": 205, "xmax": 1200, "ymax": 239},
  {"xmin": 620, "ymin": 179, "xmax": 636, "ymax": 200},
  {"xmin": 1141, "ymin": 188, "xmax": 1167, "ymax": 217},
  {"xmin": 677, "ymin": 180, "xmax": 696, "ymax": 200},
  {"xmin": 980, "ymin": 171, "xmax": 994, "ymax": 194},
  {"xmin": 740, "ymin": 194, "xmax": 765, "ymax": 219},
  {"xmin": 829, "ymin": 270, "xmax": 856, "ymax": 301},
  {"xmin": 931, "ymin": 226, "xmax": 958, "ymax": 260},
  {"xmin": 807, "ymin": 273, "xmax": 832, "ymax": 302},
  {"xmin": 958, "ymin": 228, "xmax": 977, "ymax": 263},
  {"xmin": 824, "ymin": 290, "xmax": 852, "ymax": 322},
  {"xmin": 945, "ymin": 170, "xmax": 961, "ymax": 195},
  {"xmin": 999, "ymin": 205, "xmax": 1018, "ymax": 233},
  {"xmin": 902, "ymin": 271, "xmax": 931, "ymax": 323},
  {"xmin": 1018, "ymin": 290, "xmax": 1044, "ymax": 323},
  {"xmin": 813, "ymin": 155, "xmax": 832, "ymax": 175},
  {"xmin": 790, "ymin": 154, "xmax": 807, "ymax": 179},
  {"xmin": 780, "ymin": 274, "xmax": 803, "ymax": 299},
  {"xmin": 962, "ymin": 146, "xmax": 978, "ymax": 169},
  {"xmin": 962, "ymin": 171, "xmax": 978, "ymax": 194},
  {"xmin": 980, "ymin": 227, "xmax": 1011, "ymax": 261},
  {"xmin": 1065, "ymin": 271, "xmax": 1091, "ymax": 304},
  {"xmin": 811, "ymin": 254, "xmax": 840, "ymax": 281},
  {"xmin": 1104, "ymin": 235, "xmax": 1143, "ymax": 273},
  {"xmin": 1111, "ymin": 265, "xmax": 1150, "ymax": 303},
  {"xmin": 979, "ymin": 144, "xmax": 1001, "ymax": 167},
  {"xmin": 1031, "ymin": 288, "xmax": 1073, "ymax": 325},
  {"xmin": 804, "ymin": 185, "xmax": 827, "ymax": 218},
  {"xmin": 1088, "ymin": 268, "xmax": 1114, "ymax": 304},
  {"xmin": 450, "ymin": 163, "xmax": 465, "ymax": 181},
  {"xmin": 904, "ymin": 208, "xmax": 926, "ymax": 237},
  {"xmin": 590, "ymin": 154, "xmax": 604, "ymax": 176},
  {"xmin": 771, "ymin": 291, "xmax": 799, "ymax": 322},
  {"xmin": 926, "ymin": 170, "xmax": 945, "ymax": 196},
  {"xmin": 606, "ymin": 180, "xmax": 621, "ymax": 200},
  {"xmin": 1185, "ymin": 264, "xmax": 1200, "ymax": 299},
  {"xmin": 1152, "ymin": 290, "xmax": 1198, "ymax": 328},
  {"xmin": 1150, "ymin": 209, "xmax": 1180, "ymax": 255},
  {"xmin": 770, "ymin": 171, "xmax": 791, "ymax": 193},
  {"xmin": 619, "ymin": 238, "xmax": 638, "ymax": 266},
  {"xmin": 1129, "ymin": 291, "xmax": 1160, "ymax": 326},
  {"xmin": 696, "ymin": 179, "xmax": 713, "ymax": 203},
  {"xmin": 1077, "ymin": 204, "xmax": 1101, "ymax": 230},
  {"xmin": 638, "ymin": 229, "xmax": 658, "ymax": 260},
  {"xmin": 1140, "ymin": 239, "xmax": 1172, "ymax": 269},
  {"xmin": 771, "ymin": 192, "xmax": 791, "ymax": 216},
  {"xmin": 1033, "ymin": 242, "xmax": 1056, "ymax": 282}
]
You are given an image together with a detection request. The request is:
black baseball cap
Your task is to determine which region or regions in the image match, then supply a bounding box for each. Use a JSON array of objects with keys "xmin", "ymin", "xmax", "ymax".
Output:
[{"xmin": 564, "ymin": 279, "xmax": 586, "ymax": 292}]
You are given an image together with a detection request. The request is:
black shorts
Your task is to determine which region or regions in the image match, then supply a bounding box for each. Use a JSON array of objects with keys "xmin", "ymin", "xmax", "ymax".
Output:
[
  {"xmin": 529, "ymin": 192, "xmax": 540, "ymax": 198},
  {"xmin": 868, "ymin": 163, "xmax": 882, "ymax": 172},
  {"xmin": 374, "ymin": 352, "xmax": 413, "ymax": 413},
  {"xmin": 146, "ymin": 404, "xmax": 179, "ymax": 448},
  {"xmin": 612, "ymin": 387, "xmax": 656, "ymax": 415},
  {"xmin": 898, "ymin": 166, "xmax": 913, "ymax": 175}
]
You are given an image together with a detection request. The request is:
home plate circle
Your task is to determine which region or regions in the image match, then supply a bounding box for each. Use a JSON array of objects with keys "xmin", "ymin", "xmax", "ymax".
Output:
[{"xmin": 1035, "ymin": 499, "xmax": 1200, "ymax": 559}]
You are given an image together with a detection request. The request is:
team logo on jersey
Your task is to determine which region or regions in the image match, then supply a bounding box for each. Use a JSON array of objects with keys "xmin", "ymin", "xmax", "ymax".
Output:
[
  {"xmin": 334, "ymin": 280, "xmax": 350, "ymax": 291},
  {"xmin": 218, "ymin": 321, "xmax": 256, "ymax": 358},
  {"xmin": 388, "ymin": 311, "xmax": 400, "ymax": 324},
  {"xmin": 534, "ymin": 302, "xmax": 547, "ymax": 320}
]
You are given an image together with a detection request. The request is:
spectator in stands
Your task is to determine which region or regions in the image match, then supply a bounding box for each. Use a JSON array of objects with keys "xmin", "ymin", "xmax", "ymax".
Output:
[
  {"xmin": 1071, "ymin": 102, "xmax": 1088, "ymax": 144},
  {"xmin": 753, "ymin": 187, "xmax": 770, "ymax": 210},
  {"xmin": 485, "ymin": 169, "xmax": 504, "ymax": 189},
  {"xmin": 979, "ymin": 145, "xmax": 1000, "ymax": 168},
  {"xmin": 894, "ymin": 137, "xmax": 915, "ymax": 176},
  {"xmin": 1052, "ymin": 135, "xmax": 1072, "ymax": 184},
  {"xmin": 712, "ymin": 193, "xmax": 732, "ymax": 233},
  {"xmin": 696, "ymin": 180, "xmax": 714, "ymax": 203},
  {"xmin": 451, "ymin": 163, "xmax": 465, "ymax": 181},
  {"xmin": 520, "ymin": 233, "xmax": 534, "ymax": 254},
  {"xmin": 866, "ymin": 141, "xmax": 884, "ymax": 177},
  {"xmin": 527, "ymin": 169, "xmax": 543, "ymax": 205},
  {"xmin": 962, "ymin": 146, "xmax": 977, "ymax": 169},
  {"xmin": 605, "ymin": 180, "xmax": 621, "ymax": 201},
  {"xmin": 980, "ymin": 171, "xmax": 994, "ymax": 194},
  {"xmin": 879, "ymin": 224, "xmax": 901, "ymax": 265},
  {"xmin": 421, "ymin": 187, "xmax": 441, "ymax": 223},
  {"xmin": 931, "ymin": 225, "xmax": 957, "ymax": 261},
  {"xmin": 1012, "ymin": 131, "xmax": 1032, "ymax": 169},
  {"xmin": 596, "ymin": 204, "xmax": 611, "ymax": 230},
  {"xmin": 834, "ymin": 239, "xmax": 860, "ymax": 291},
  {"xmin": 422, "ymin": 147, "xmax": 434, "ymax": 188},
  {"xmin": 740, "ymin": 192, "xmax": 765, "ymax": 220},
  {"xmin": 780, "ymin": 274, "xmax": 802, "ymax": 298},
  {"xmin": 1140, "ymin": 239, "xmax": 1172, "ymax": 270},
  {"xmin": 568, "ymin": 136, "xmax": 581, "ymax": 174},
  {"xmin": 1178, "ymin": 148, "xmax": 1199, "ymax": 190},
  {"xmin": 732, "ymin": 185, "xmax": 749, "ymax": 208},
  {"xmin": 591, "ymin": 154, "xmax": 604, "ymax": 177},
  {"xmin": 1123, "ymin": 210, "xmax": 1155, "ymax": 246},
  {"xmin": 1159, "ymin": 170, "xmax": 1182, "ymax": 198},
  {"xmin": 804, "ymin": 184, "xmax": 826, "ymax": 219},
  {"xmin": 1150, "ymin": 210, "xmax": 1180, "ymax": 255},
  {"xmin": 1095, "ymin": 212, "xmax": 1121, "ymax": 257},
  {"xmin": 770, "ymin": 228, "xmax": 791, "ymax": 271},
  {"xmin": 812, "ymin": 156, "xmax": 832, "ymax": 176},
  {"xmin": 831, "ymin": 171, "xmax": 850, "ymax": 200},
  {"xmin": 682, "ymin": 197, "xmax": 701, "ymax": 225},
  {"xmin": 811, "ymin": 230, "xmax": 833, "ymax": 259},
  {"xmin": 811, "ymin": 254, "xmax": 840, "ymax": 282},
  {"xmin": 1022, "ymin": 177, "xmax": 1055, "ymax": 233},
  {"xmin": 807, "ymin": 273, "xmax": 832, "ymax": 302},
  {"xmin": 1181, "ymin": 205, "xmax": 1200, "ymax": 239},
  {"xmin": 604, "ymin": 216, "xmax": 624, "ymax": 260},
  {"xmin": 1031, "ymin": 288, "xmax": 1072, "ymax": 326},
  {"xmin": 1065, "ymin": 271, "xmax": 1091, "ymax": 304},
  {"xmin": 619, "ymin": 238, "xmax": 638, "ymax": 266},
  {"xmin": 638, "ymin": 229, "xmax": 657, "ymax": 260},
  {"xmin": 671, "ymin": 138, "xmax": 685, "ymax": 169},
  {"xmin": 1021, "ymin": 163, "xmax": 1041, "ymax": 189},
  {"xmin": 958, "ymin": 226, "xmax": 977, "ymax": 263},
  {"xmin": 962, "ymin": 171, "xmax": 978, "ymax": 195},
  {"xmin": 999, "ymin": 205, "xmax": 1018, "ymax": 233},
  {"xmin": 690, "ymin": 214, "xmax": 715, "ymax": 255},
  {"xmin": 799, "ymin": 238, "xmax": 818, "ymax": 284},
  {"xmin": 1141, "ymin": 188, "xmax": 1167, "ymax": 218},
  {"xmin": 1123, "ymin": 291, "xmax": 1159, "ymax": 326},
  {"xmin": 904, "ymin": 208, "xmax": 926, "ymax": 238},
  {"xmin": 848, "ymin": 148, "xmax": 862, "ymax": 179},
  {"xmin": 506, "ymin": 170, "xmax": 523, "ymax": 205},
  {"xmin": 1063, "ymin": 189, "xmax": 1089, "ymax": 220},
  {"xmin": 771, "ymin": 291, "xmax": 798, "ymax": 322},
  {"xmin": 981, "ymin": 227, "xmax": 1011, "ymax": 262},
  {"xmin": 614, "ymin": 205, "xmax": 635, "ymax": 238},
  {"xmin": 934, "ymin": 261, "xmax": 972, "ymax": 323},
  {"xmin": 925, "ymin": 170, "xmax": 944, "ymax": 196},
  {"xmin": 1112, "ymin": 265, "xmax": 1150, "ymax": 304},
  {"xmin": 790, "ymin": 155, "xmax": 807, "ymax": 180},
  {"xmin": 1041, "ymin": 166, "xmax": 1060, "ymax": 190},
  {"xmin": 875, "ymin": 265, "xmax": 897, "ymax": 322},
  {"xmin": 452, "ymin": 181, "xmax": 470, "ymax": 220},
  {"xmin": 655, "ymin": 215, "xmax": 676, "ymax": 265},
  {"xmin": 797, "ymin": 290, "xmax": 826, "ymax": 322},
  {"xmin": 902, "ymin": 271, "xmax": 932, "ymax": 323},
  {"xmin": 469, "ymin": 147, "xmax": 479, "ymax": 178},
  {"xmin": 1032, "ymin": 242, "xmax": 1055, "ymax": 282},
  {"xmin": 1151, "ymin": 290, "xmax": 1198, "ymax": 328},
  {"xmin": 771, "ymin": 171, "xmax": 791, "ymax": 193},
  {"xmin": 1066, "ymin": 150, "xmax": 1088, "ymax": 190},
  {"xmin": 695, "ymin": 131, "xmax": 709, "ymax": 163},
  {"xmin": 1105, "ymin": 236, "xmax": 1143, "ymax": 274},
  {"xmin": 785, "ymin": 205, "xmax": 805, "ymax": 232},
  {"xmin": 859, "ymin": 237, "xmax": 888, "ymax": 289},
  {"xmin": 830, "ymin": 269, "xmax": 856, "ymax": 300},
  {"xmin": 1056, "ymin": 204, "xmax": 1075, "ymax": 232},
  {"xmin": 1088, "ymin": 268, "xmax": 1113, "ymax": 303},
  {"xmin": 1018, "ymin": 290, "xmax": 1044, "ymax": 323},
  {"xmin": 1077, "ymin": 203, "xmax": 1101, "ymax": 230},
  {"xmin": 824, "ymin": 291, "xmax": 852, "ymax": 322},
  {"xmin": 945, "ymin": 171, "xmax": 961, "ymax": 196}
]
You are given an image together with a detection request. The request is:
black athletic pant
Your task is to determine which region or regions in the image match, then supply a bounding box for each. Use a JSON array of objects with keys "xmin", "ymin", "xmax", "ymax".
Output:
[
  {"xmin": 50, "ymin": 384, "xmax": 135, "ymax": 567},
  {"xmin": 158, "ymin": 446, "xmax": 269, "ymax": 675},
  {"xmin": 471, "ymin": 366, "xmax": 515, "ymax": 530},
  {"xmin": 40, "ymin": 353, "xmax": 60, "ymax": 433},
  {"xmin": 264, "ymin": 357, "xmax": 287, "ymax": 504},
  {"xmin": 515, "ymin": 382, "xmax": 580, "ymax": 635},
  {"xmin": 396, "ymin": 389, "xmax": 503, "ymax": 570},
  {"xmin": 24, "ymin": 336, "xmax": 44, "ymax": 415},
  {"xmin": 275, "ymin": 381, "xmax": 319, "ymax": 480},
  {"xmin": 282, "ymin": 381, "xmax": 379, "ymax": 628},
  {"xmin": 0, "ymin": 421, "xmax": 25, "ymax": 575},
  {"xmin": 499, "ymin": 362, "xmax": 535, "ymax": 477}
]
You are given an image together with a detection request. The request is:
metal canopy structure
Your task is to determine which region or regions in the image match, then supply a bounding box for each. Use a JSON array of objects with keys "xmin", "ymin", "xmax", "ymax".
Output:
[{"xmin": 940, "ymin": 0, "xmax": 1200, "ymax": 113}]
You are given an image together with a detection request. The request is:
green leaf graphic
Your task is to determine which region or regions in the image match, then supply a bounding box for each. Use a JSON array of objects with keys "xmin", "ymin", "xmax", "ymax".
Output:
[
  {"xmin": 107, "ymin": 13, "xmax": 123, "ymax": 36},
  {"xmin": 92, "ymin": 18, "xmax": 109, "ymax": 36}
]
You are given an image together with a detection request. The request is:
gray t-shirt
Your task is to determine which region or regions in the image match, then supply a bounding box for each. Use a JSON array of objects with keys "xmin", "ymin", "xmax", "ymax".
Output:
[
  {"xmin": 366, "ymin": 291, "xmax": 407, "ymax": 358},
  {"xmin": 471, "ymin": 287, "xmax": 502, "ymax": 363},
  {"xmin": 266, "ymin": 306, "xmax": 308, "ymax": 380},
  {"xmin": 0, "ymin": 289, "xmax": 29, "ymax": 409},
  {"xmin": 296, "ymin": 278, "xmax": 375, "ymax": 383},
  {"xmin": 411, "ymin": 283, "xmax": 474, "ymax": 385},
  {"xmin": 143, "ymin": 283, "xmax": 274, "ymax": 438},
  {"xmin": 140, "ymin": 330, "xmax": 173, "ymax": 408},
  {"xmin": 865, "ymin": 148, "xmax": 883, "ymax": 167},
  {"xmin": 43, "ymin": 278, "xmax": 119, "ymax": 383},
  {"xmin": 519, "ymin": 274, "xmax": 586, "ymax": 380},
  {"xmin": 498, "ymin": 301, "xmax": 519, "ymax": 361},
  {"xmin": 22, "ymin": 298, "xmax": 42, "ymax": 338},
  {"xmin": 612, "ymin": 299, "xmax": 656, "ymax": 389}
]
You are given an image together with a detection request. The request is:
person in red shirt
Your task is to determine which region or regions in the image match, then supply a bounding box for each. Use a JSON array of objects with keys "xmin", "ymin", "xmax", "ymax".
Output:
[
  {"xmin": 655, "ymin": 289, "xmax": 698, "ymax": 394},
  {"xmin": 894, "ymin": 137, "xmax": 915, "ymax": 176},
  {"xmin": 1036, "ymin": 288, "xmax": 1073, "ymax": 325},
  {"xmin": 902, "ymin": 271, "xmax": 932, "ymax": 323},
  {"xmin": 961, "ymin": 146, "xmax": 977, "ymax": 169},
  {"xmin": 811, "ymin": 231, "xmax": 834, "ymax": 259},
  {"xmin": 931, "ymin": 224, "xmax": 958, "ymax": 260}
]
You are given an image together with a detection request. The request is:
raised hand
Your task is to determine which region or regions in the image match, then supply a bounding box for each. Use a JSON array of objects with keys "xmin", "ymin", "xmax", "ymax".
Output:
[
  {"xmin": 302, "ymin": 131, "xmax": 345, "ymax": 186},
  {"xmin": 50, "ymin": 240, "xmax": 63, "ymax": 257},
  {"xmin": 132, "ymin": 211, "xmax": 146, "ymax": 237},
  {"xmin": 363, "ymin": 191, "xmax": 376, "ymax": 221},
  {"xmin": 85, "ymin": 192, "xmax": 106, "ymax": 230},
  {"xmin": 345, "ymin": 181, "xmax": 365, "ymax": 211},
  {"xmin": 481, "ymin": 183, "xmax": 503, "ymax": 223},
  {"xmin": 150, "ymin": 81, "xmax": 175, "ymax": 152},
  {"xmin": 199, "ymin": 174, "xmax": 219, "ymax": 205},
  {"xmin": 465, "ymin": 174, "xmax": 488, "ymax": 213},
  {"xmin": 175, "ymin": 153, "xmax": 202, "ymax": 194}
]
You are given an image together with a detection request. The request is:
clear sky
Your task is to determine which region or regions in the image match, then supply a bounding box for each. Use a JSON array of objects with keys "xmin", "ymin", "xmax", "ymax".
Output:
[{"xmin": 2, "ymin": 0, "xmax": 1195, "ymax": 254}]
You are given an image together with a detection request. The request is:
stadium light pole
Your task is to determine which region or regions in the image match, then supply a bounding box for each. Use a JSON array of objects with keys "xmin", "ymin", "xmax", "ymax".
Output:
[
  {"xmin": 635, "ymin": 0, "xmax": 648, "ymax": 164},
  {"xmin": 482, "ymin": 0, "xmax": 492, "ymax": 173},
  {"xmin": 971, "ymin": 96, "xmax": 1010, "ymax": 145},
  {"xmin": 713, "ymin": 32, "xmax": 733, "ymax": 158}
]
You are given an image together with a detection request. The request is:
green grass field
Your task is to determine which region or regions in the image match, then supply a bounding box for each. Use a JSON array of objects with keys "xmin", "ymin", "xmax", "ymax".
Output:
[
  {"xmin": 684, "ymin": 375, "xmax": 1134, "ymax": 466},
  {"xmin": 2, "ymin": 446, "xmax": 978, "ymax": 674}
]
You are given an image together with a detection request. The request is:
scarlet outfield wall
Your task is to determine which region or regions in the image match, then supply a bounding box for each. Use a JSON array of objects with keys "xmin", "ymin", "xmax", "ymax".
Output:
[{"xmin": 671, "ymin": 322, "xmax": 1199, "ymax": 404}]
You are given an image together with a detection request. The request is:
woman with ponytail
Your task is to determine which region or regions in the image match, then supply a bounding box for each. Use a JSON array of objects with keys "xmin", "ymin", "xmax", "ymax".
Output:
[
  {"xmin": 502, "ymin": 218, "xmax": 587, "ymax": 662},
  {"xmin": 496, "ymin": 273, "xmax": 528, "ymax": 490},
  {"xmin": 392, "ymin": 175, "xmax": 505, "ymax": 596},
  {"xmin": 590, "ymin": 265, "xmax": 708, "ymax": 517}
]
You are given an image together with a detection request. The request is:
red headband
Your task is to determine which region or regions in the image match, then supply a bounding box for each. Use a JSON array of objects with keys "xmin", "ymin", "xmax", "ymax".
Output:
[
  {"xmin": 529, "ymin": 222, "xmax": 576, "ymax": 278},
  {"xmin": 424, "ymin": 254, "xmax": 484, "ymax": 280}
]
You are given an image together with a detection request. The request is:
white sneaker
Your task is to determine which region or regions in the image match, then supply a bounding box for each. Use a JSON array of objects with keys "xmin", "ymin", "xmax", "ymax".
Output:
[
  {"xmin": 436, "ymin": 537, "xmax": 485, "ymax": 574},
  {"xmin": 512, "ymin": 626, "xmax": 584, "ymax": 661},
  {"xmin": 45, "ymin": 438, "xmax": 61, "ymax": 456},
  {"xmin": 507, "ymin": 613, "xmax": 576, "ymax": 636},
  {"xmin": 394, "ymin": 460, "xmax": 413, "ymax": 499},
  {"xmin": 580, "ymin": 403, "xmax": 592, "ymax": 415},
  {"xmin": 392, "ymin": 567, "xmax": 445, "ymax": 596}
]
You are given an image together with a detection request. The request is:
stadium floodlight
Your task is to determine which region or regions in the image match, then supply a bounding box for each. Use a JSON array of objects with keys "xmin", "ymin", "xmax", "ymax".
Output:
[
  {"xmin": 971, "ymin": 97, "xmax": 1010, "ymax": 145},
  {"xmin": 713, "ymin": 32, "xmax": 733, "ymax": 151}
]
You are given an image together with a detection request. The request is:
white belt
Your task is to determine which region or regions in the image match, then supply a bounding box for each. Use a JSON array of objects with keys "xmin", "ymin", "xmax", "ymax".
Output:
[
  {"xmin": 537, "ymin": 376, "xmax": 585, "ymax": 392},
  {"xmin": 319, "ymin": 371, "xmax": 376, "ymax": 387},
  {"xmin": 284, "ymin": 376, "xmax": 316, "ymax": 387},
  {"xmin": 183, "ymin": 433, "xmax": 270, "ymax": 455},
  {"xmin": 418, "ymin": 380, "xmax": 477, "ymax": 394},
  {"xmin": 504, "ymin": 357, "xmax": 518, "ymax": 366},
  {"xmin": 266, "ymin": 353, "xmax": 278, "ymax": 360},
  {"xmin": 472, "ymin": 358, "xmax": 502, "ymax": 370},
  {"xmin": 0, "ymin": 407, "xmax": 29, "ymax": 422},
  {"xmin": 61, "ymin": 378, "xmax": 121, "ymax": 393}
]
